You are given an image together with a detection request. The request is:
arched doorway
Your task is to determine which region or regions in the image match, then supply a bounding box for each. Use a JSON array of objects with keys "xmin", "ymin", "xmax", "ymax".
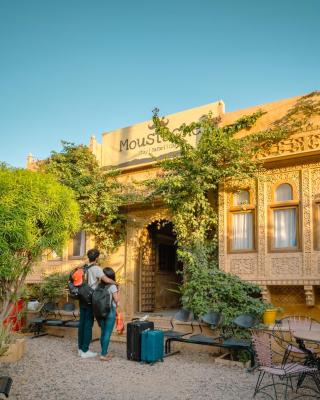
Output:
[{"xmin": 139, "ymin": 220, "xmax": 182, "ymax": 312}]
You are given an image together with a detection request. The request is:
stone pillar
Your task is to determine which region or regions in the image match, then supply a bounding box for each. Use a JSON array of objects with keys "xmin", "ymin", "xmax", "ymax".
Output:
[
  {"xmin": 257, "ymin": 177, "xmax": 267, "ymax": 276},
  {"xmin": 301, "ymin": 169, "xmax": 312, "ymax": 276},
  {"xmin": 89, "ymin": 135, "xmax": 102, "ymax": 166},
  {"xmin": 218, "ymin": 188, "xmax": 227, "ymax": 272},
  {"xmin": 125, "ymin": 221, "xmax": 141, "ymax": 319},
  {"xmin": 261, "ymin": 286, "xmax": 271, "ymax": 303},
  {"xmin": 26, "ymin": 153, "xmax": 33, "ymax": 170},
  {"xmin": 89, "ymin": 135, "xmax": 96, "ymax": 152}
]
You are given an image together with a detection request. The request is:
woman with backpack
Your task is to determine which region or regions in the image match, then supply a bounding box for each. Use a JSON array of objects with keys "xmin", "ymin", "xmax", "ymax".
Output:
[{"xmin": 95, "ymin": 267, "xmax": 119, "ymax": 361}]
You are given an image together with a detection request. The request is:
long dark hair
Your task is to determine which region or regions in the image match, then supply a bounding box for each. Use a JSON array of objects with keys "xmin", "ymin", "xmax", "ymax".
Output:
[{"xmin": 103, "ymin": 267, "xmax": 116, "ymax": 282}]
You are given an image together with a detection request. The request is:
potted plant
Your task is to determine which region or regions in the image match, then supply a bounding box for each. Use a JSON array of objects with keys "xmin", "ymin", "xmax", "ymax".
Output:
[
  {"xmin": 0, "ymin": 324, "xmax": 26, "ymax": 363},
  {"xmin": 0, "ymin": 325, "xmax": 12, "ymax": 358},
  {"xmin": 263, "ymin": 307, "xmax": 283, "ymax": 325}
]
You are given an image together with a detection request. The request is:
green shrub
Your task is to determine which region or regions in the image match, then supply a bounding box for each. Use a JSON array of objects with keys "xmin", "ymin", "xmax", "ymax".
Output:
[{"xmin": 179, "ymin": 243, "xmax": 269, "ymax": 323}]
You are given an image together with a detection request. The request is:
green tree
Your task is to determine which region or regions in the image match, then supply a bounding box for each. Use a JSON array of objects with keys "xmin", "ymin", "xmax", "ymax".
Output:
[
  {"xmin": 41, "ymin": 142, "xmax": 127, "ymax": 253},
  {"xmin": 0, "ymin": 165, "xmax": 79, "ymax": 323},
  {"xmin": 147, "ymin": 92, "xmax": 320, "ymax": 320}
]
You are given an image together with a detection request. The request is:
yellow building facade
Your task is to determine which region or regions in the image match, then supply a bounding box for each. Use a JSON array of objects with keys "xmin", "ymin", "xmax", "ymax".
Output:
[
  {"xmin": 27, "ymin": 94, "xmax": 320, "ymax": 318},
  {"xmin": 219, "ymin": 94, "xmax": 320, "ymax": 318}
]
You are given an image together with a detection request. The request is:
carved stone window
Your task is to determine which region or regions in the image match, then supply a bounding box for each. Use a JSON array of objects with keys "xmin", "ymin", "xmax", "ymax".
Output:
[
  {"xmin": 270, "ymin": 183, "xmax": 299, "ymax": 251},
  {"xmin": 233, "ymin": 190, "xmax": 250, "ymax": 206},
  {"xmin": 229, "ymin": 190, "xmax": 255, "ymax": 252},
  {"xmin": 275, "ymin": 183, "xmax": 293, "ymax": 202}
]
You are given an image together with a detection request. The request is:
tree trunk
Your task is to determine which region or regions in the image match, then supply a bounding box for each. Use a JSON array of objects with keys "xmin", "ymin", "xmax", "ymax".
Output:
[{"xmin": 0, "ymin": 259, "xmax": 33, "ymax": 325}]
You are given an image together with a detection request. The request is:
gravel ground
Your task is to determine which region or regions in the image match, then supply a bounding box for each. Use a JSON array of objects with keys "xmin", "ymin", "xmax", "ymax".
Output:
[{"xmin": 0, "ymin": 336, "xmax": 318, "ymax": 400}]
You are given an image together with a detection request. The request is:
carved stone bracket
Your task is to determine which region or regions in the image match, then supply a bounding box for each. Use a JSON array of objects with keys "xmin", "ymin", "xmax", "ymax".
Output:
[
  {"xmin": 261, "ymin": 286, "xmax": 271, "ymax": 303},
  {"xmin": 304, "ymin": 285, "xmax": 315, "ymax": 306}
]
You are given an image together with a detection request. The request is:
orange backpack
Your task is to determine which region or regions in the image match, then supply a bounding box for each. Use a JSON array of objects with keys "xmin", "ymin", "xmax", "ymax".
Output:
[{"xmin": 68, "ymin": 264, "xmax": 94, "ymax": 304}]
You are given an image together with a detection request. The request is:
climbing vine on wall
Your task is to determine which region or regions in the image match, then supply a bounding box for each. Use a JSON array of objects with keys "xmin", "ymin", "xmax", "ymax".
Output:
[{"xmin": 147, "ymin": 92, "xmax": 320, "ymax": 319}]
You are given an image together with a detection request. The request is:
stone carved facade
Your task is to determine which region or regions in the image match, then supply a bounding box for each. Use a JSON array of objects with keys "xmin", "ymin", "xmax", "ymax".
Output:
[
  {"xmin": 220, "ymin": 159, "xmax": 320, "ymax": 311},
  {"xmin": 110, "ymin": 96, "xmax": 320, "ymax": 314},
  {"xmin": 271, "ymin": 257, "xmax": 300, "ymax": 275},
  {"xmin": 260, "ymin": 128, "xmax": 320, "ymax": 159},
  {"xmin": 27, "ymin": 94, "xmax": 320, "ymax": 316},
  {"xmin": 230, "ymin": 258, "xmax": 256, "ymax": 274}
]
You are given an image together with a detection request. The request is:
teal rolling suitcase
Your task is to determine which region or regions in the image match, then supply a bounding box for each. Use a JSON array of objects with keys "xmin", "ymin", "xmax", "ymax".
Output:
[{"xmin": 140, "ymin": 329, "xmax": 164, "ymax": 364}]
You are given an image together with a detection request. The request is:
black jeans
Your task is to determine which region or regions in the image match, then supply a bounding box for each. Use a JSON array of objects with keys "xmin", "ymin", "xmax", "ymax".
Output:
[{"xmin": 78, "ymin": 305, "xmax": 94, "ymax": 352}]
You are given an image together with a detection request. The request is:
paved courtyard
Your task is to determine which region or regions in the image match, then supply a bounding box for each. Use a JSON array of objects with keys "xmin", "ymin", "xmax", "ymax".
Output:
[{"xmin": 0, "ymin": 336, "xmax": 318, "ymax": 399}]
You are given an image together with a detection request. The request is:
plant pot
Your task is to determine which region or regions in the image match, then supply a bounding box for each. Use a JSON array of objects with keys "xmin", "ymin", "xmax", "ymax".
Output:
[
  {"xmin": 0, "ymin": 338, "xmax": 26, "ymax": 363},
  {"xmin": 27, "ymin": 300, "xmax": 40, "ymax": 311},
  {"xmin": 263, "ymin": 309, "xmax": 278, "ymax": 325}
]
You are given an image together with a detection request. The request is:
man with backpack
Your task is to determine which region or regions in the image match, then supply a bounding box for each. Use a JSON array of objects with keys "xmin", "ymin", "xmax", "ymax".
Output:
[{"xmin": 76, "ymin": 248, "xmax": 116, "ymax": 358}]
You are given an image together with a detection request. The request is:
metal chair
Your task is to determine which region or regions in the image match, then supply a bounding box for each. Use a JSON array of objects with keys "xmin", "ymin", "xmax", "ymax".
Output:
[
  {"xmin": 222, "ymin": 313, "xmax": 259, "ymax": 336},
  {"xmin": 165, "ymin": 312, "xmax": 255, "ymax": 367},
  {"xmin": 30, "ymin": 302, "xmax": 64, "ymax": 338},
  {"xmin": 29, "ymin": 302, "xmax": 51, "ymax": 338},
  {"xmin": 0, "ymin": 377, "xmax": 12, "ymax": 398},
  {"xmin": 62, "ymin": 303, "xmax": 79, "ymax": 328},
  {"xmin": 220, "ymin": 314, "xmax": 259, "ymax": 367},
  {"xmin": 163, "ymin": 309, "xmax": 193, "ymax": 354},
  {"xmin": 233, "ymin": 314, "xmax": 259, "ymax": 329},
  {"xmin": 42, "ymin": 302, "xmax": 64, "ymax": 326},
  {"xmin": 186, "ymin": 311, "xmax": 222, "ymax": 344},
  {"xmin": 251, "ymin": 330, "xmax": 320, "ymax": 399}
]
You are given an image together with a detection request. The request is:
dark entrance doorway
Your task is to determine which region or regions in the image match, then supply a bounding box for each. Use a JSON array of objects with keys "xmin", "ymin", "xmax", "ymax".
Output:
[{"xmin": 139, "ymin": 221, "xmax": 181, "ymax": 312}]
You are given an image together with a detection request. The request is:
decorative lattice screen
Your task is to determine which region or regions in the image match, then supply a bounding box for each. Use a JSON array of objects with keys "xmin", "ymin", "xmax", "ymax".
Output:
[
  {"xmin": 139, "ymin": 231, "xmax": 156, "ymax": 312},
  {"xmin": 269, "ymin": 286, "xmax": 305, "ymax": 306}
]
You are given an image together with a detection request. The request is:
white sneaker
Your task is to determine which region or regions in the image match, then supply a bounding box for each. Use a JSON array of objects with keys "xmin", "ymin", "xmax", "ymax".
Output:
[
  {"xmin": 78, "ymin": 349, "xmax": 83, "ymax": 356},
  {"xmin": 80, "ymin": 350, "xmax": 97, "ymax": 358}
]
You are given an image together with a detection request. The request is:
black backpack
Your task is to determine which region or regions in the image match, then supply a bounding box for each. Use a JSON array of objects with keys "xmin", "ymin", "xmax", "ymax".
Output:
[
  {"xmin": 67, "ymin": 264, "xmax": 94, "ymax": 305},
  {"xmin": 92, "ymin": 283, "xmax": 112, "ymax": 320}
]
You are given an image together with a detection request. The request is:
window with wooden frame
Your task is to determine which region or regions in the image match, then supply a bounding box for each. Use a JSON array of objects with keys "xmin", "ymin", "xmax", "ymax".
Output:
[
  {"xmin": 270, "ymin": 183, "xmax": 299, "ymax": 251},
  {"xmin": 68, "ymin": 231, "xmax": 86, "ymax": 258},
  {"xmin": 229, "ymin": 190, "xmax": 255, "ymax": 252}
]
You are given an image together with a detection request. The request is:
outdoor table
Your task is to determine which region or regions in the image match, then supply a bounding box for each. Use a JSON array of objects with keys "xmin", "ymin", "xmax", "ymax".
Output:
[
  {"xmin": 293, "ymin": 330, "xmax": 320, "ymax": 395},
  {"xmin": 294, "ymin": 330, "xmax": 320, "ymax": 345},
  {"xmin": 293, "ymin": 330, "xmax": 320, "ymax": 368}
]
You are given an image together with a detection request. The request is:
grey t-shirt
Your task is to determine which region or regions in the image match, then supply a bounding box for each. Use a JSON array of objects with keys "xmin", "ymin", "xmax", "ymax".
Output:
[
  {"xmin": 108, "ymin": 284, "xmax": 118, "ymax": 308},
  {"xmin": 86, "ymin": 264, "xmax": 104, "ymax": 290}
]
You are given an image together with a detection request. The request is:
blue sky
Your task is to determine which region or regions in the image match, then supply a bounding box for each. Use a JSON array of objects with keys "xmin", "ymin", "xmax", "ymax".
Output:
[{"xmin": 0, "ymin": 0, "xmax": 319, "ymax": 167}]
